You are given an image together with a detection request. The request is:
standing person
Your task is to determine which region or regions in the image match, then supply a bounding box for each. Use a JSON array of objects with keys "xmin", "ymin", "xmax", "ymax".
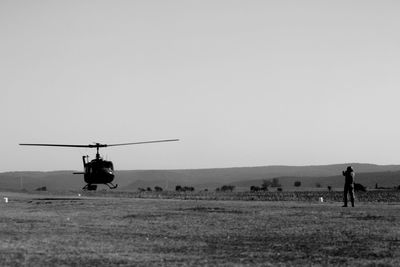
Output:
[{"xmin": 342, "ymin": 166, "xmax": 355, "ymax": 207}]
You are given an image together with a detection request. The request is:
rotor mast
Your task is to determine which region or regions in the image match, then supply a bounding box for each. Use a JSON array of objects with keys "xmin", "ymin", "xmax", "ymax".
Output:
[{"xmin": 93, "ymin": 143, "xmax": 105, "ymax": 160}]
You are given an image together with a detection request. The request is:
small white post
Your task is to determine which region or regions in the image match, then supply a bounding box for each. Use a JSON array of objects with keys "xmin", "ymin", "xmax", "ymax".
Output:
[{"xmin": 4, "ymin": 197, "xmax": 8, "ymax": 203}]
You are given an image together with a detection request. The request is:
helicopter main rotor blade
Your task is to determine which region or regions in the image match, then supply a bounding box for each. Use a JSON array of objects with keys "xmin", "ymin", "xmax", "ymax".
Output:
[
  {"xmin": 107, "ymin": 139, "xmax": 179, "ymax": 147},
  {"xmin": 19, "ymin": 143, "xmax": 91, "ymax": 148},
  {"xmin": 20, "ymin": 139, "xmax": 179, "ymax": 148}
]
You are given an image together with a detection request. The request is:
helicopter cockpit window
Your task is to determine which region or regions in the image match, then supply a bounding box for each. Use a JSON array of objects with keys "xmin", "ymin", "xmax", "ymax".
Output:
[{"xmin": 103, "ymin": 162, "xmax": 114, "ymax": 169}]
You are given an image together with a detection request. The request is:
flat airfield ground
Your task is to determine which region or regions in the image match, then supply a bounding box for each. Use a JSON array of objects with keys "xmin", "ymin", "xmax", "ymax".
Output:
[{"xmin": 0, "ymin": 192, "xmax": 399, "ymax": 266}]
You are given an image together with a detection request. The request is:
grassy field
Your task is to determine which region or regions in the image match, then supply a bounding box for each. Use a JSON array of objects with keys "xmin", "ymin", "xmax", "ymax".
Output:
[
  {"xmin": 100, "ymin": 189, "xmax": 400, "ymax": 203},
  {"xmin": 0, "ymin": 191, "xmax": 399, "ymax": 266}
]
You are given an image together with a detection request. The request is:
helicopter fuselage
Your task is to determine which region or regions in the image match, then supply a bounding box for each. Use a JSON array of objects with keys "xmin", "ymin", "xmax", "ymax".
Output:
[{"xmin": 83, "ymin": 157, "xmax": 115, "ymax": 185}]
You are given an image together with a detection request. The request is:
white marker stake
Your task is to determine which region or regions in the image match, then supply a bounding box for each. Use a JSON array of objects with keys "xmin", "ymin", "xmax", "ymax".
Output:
[
  {"xmin": 4, "ymin": 197, "xmax": 8, "ymax": 203},
  {"xmin": 319, "ymin": 197, "xmax": 323, "ymax": 202}
]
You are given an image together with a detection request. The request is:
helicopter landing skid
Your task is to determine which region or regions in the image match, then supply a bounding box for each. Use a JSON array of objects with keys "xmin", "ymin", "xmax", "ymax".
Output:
[
  {"xmin": 82, "ymin": 183, "xmax": 117, "ymax": 190},
  {"xmin": 106, "ymin": 183, "xmax": 118, "ymax": 189},
  {"xmin": 82, "ymin": 184, "xmax": 97, "ymax": 191}
]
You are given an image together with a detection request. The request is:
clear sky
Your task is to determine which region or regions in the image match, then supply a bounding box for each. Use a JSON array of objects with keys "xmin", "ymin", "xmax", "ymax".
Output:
[{"xmin": 1, "ymin": 0, "xmax": 400, "ymax": 172}]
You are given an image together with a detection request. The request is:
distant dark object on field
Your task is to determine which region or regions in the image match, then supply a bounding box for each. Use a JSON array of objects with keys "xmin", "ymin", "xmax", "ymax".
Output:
[
  {"xmin": 20, "ymin": 139, "xmax": 179, "ymax": 191},
  {"xmin": 260, "ymin": 178, "xmax": 280, "ymax": 190},
  {"xmin": 250, "ymin": 186, "xmax": 260, "ymax": 192},
  {"xmin": 294, "ymin": 181, "xmax": 301, "ymax": 187},
  {"xmin": 270, "ymin": 178, "xmax": 281, "ymax": 188},
  {"xmin": 35, "ymin": 186, "xmax": 47, "ymax": 191},
  {"xmin": 354, "ymin": 183, "xmax": 367, "ymax": 192},
  {"xmin": 277, "ymin": 188, "xmax": 283, "ymax": 192},
  {"xmin": 154, "ymin": 186, "xmax": 163, "ymax": 192},
  {"xmin": 217, "ymin": 185, "xmax": 235, "ymax": 192},
  {"xmin": 176, "ymin": 185, "xmax": 194, "ymax": 192},
  {"xmin": 250, "ymin": 185, "xmax": 268, "ymax": 192},
  {"xmin": 327, "ymin": 186, "xmax": 332, "ymax": 192}
]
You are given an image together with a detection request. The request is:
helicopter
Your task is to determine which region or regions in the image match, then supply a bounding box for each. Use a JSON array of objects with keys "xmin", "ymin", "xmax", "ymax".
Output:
[{"xmin": 19, "ymin": 139, "xmax": 179, "ymax": 191}]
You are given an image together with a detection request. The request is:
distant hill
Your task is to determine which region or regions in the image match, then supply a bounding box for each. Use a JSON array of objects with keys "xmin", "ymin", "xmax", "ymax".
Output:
[
  {"xmin": 0, "ymin": 171, "xmax": 83, "ymax": 191},
  {"xmin": 1, "ymin": 163, "xmax": 400, "ymax": 191},
  {"xmin": 119, "ymin": 163, "xmax": 400, "ymax": 190},
  {"xmin": 230, "ymin": 171, "xmax": 400, "ymax": 190}
]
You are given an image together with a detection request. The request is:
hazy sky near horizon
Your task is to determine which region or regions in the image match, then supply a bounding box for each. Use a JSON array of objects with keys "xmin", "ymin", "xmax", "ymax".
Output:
[{"xmin": 1, "ymin": 1, "xmax": 400, "ymax": 172}]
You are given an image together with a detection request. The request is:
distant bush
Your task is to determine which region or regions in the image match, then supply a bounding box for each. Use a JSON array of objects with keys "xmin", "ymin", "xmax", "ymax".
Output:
[
  {"xmin": 271, "ymin": 178, "xmax": 281, "ymax": 188},
  {"xmin": 146, "ymin": 187, "xmax": 152, "ymax": 191},
  {"xmin": 315, "ymin": 183, "xmax": 321, "ymax": 188},
  {"xmin": 223, "ymin": 185, "xmax": 235, "ymax": 192},
  {"xmin": 138, "ymin": 187, "xmax": 146, "ymax": 192},
  {"xmin": 217, "ymin": 185, "xmax": 235, "ymax": 192},
  {"xmin": 154, "ymin": 186, "xmax": 163, "ymax": 192},
  {"xmin": 354, "ymin": 183, "xmax": 367, "ymax": 192},
  {"xmin": 250, "ymin": 186, "xmax": 261, "ymax": 192},
  {"xmin": 250, "ymin": 185, "xmax": 268, "ymax": 192},
  {"xmin": 35, "ymin": 186, "xmax": 47, "ymax": 191},
  {"xmin": 277, "ymin": 188, "xmax": 283, "ymax": 192},
  {"xmin": 184, "ymin": 186, "xmax": 194, "ymax": 192},
  {"xmin": 175, "ymin": 185, "xmax": 194, "ymax": 192},
  {"xmin": 262, "ymin": 180, "xmax": 272, "ymax": 189},
  {"xmin": 294, "ymin": 181, "xmax": 301, "ymax": 187}
]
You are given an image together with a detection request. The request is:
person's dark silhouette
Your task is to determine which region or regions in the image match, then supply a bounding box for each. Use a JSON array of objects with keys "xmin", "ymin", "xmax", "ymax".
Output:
[{"xmin": 342, "ymin": 166, "xmax": 355, "ymax": 207}]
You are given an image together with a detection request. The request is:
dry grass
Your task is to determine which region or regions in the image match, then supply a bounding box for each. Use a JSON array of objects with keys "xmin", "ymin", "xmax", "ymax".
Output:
[
  {"xmin": 0, "ymin": 192, "xmax": 399, "ymax": 266},
  {"xmin": 86, "ymin": 189, "xmax": 400, "ymax": 203}
]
